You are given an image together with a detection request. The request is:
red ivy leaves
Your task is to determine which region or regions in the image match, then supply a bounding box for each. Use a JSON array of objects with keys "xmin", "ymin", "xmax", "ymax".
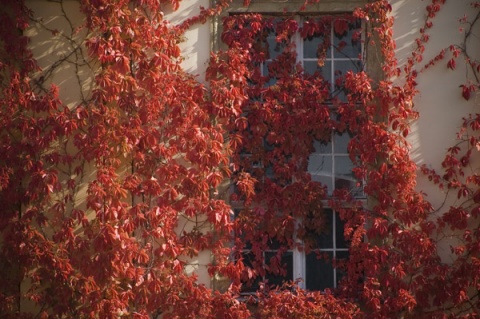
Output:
[
  {"xmin": 447, "ymin": 58, "xmax": 456, "ymax": 70},
  {"xmin": 333, "ymin": 19, "xmax": 350, "ymax": 36},
  {"xmin": 2, "ymin": 0, "xmax": 480, "ymax": 318},
  {"xmin": 460, "ymin": 83, "xmax": 477, "ymax": 100}
]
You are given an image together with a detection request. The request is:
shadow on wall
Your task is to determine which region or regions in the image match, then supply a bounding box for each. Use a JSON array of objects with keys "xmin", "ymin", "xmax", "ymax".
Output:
[
  {"xmin": 392, "ymin": 0, "xmax": 477, "ymax": 169},
  {"xmin": 164, "ymin": 0, "xmax": 211, "ymax": 81},
  {"xmin": 25, "ymin": 0, "xmax": 96, "ymax": 109}
]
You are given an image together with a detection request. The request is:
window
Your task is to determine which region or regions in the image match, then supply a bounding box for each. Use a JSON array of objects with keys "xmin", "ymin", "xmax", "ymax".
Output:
[
  {"xmin": 237, "ymin": 208, "xmax": 348, "ymax": 292},
  {"xmin": 222, "ymin": 12, "xmax": 366, "ymax": 293},
  {"xmin": 230, "ymin": 14, "xmax": 364, "ymax": 197}
]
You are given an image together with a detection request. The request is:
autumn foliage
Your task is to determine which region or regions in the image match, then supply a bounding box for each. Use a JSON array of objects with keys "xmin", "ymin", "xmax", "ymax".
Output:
[{"xmin": 1, "ymin": 0, "xmax": 480, "ymax": 318}]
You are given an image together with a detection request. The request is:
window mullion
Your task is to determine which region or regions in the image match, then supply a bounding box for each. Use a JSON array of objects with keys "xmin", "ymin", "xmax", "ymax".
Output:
[
  {"xmin": 293, "ymin": 217, "xmax": 305, "ymax": 290},
  {"xmin": 332, "ymin": 209, "xmax": 338, "ymax": 287},
  {"xmin": 295, "ymin": 16, "xmax": 303, "ymax": 66},
  {"xmin": 293, "ymin": 15, "xmax": 306, "ymax": 290},
  {"xmin": 330, "ymin": 23, "xmax": 335, "ymax": 95}
]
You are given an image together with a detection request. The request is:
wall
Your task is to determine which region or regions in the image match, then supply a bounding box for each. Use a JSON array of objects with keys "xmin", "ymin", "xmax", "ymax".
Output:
[{"xmin": 391, "ymin": 0, "xmax": 480, "ymax": 261}]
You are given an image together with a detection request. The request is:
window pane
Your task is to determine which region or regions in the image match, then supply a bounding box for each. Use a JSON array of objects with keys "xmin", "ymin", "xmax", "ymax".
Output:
[
  {"xmin": 262, "ymin": 62, "xmax": 278, "ymax": 86},
  {"xmin": 304, "ymin": 36, "xmax": 331, "ymax": 59},
  {"xmin": 333, "ymin": 131, "xmax": 352, "ymax": 154},
  {"xmin": 333, "ymin": 22, "xmax": 361, "ymax": 59},
  {"xmin": 335, "ymin": 250, "xmax": 350, "ymax": 284},
  {"xmin": 333, "ymin": 60, "xmax": 363, "ymax": 77},
  {"xmin": 334, "ymin": 155, "xmax": 356, "ymax": 191},
  {"xmin": 335, "ymin": 213, "xmax": 348, "ymax": 249},
  {"xmin": 308, "ymin": 210, "xmax": 334, "ymax": 249},
  {"xmin": 266, "ymin": 32, "xmax": 286, "ymax": 60},
  {"xmin": 306, "ymin": 210, "xmax": 348, "ymax": 250},
  {"xmin": 313, "ymin": 139, "xmax": 332, "ymax": 154},
  {"xmin": 306, "ymin": 251, "xmax": 334, "ymax": 290},
  {"xmin": 332, "ymin": 60, "xmax": 361, "ymax": 100},
  {"xmin": 308, "ymin": 154, "xmax": 332, "ymax": 191},
  {"xmin": 240, "ymin": 251, "xmax": 261, "ymax": 292},
  {"xmin": 303, "ymin": 60, "xmax": 332, "ymax": 81},
  {"xmin": 265, "ymin": 251, "xmax": 293, "ymax": 287}
]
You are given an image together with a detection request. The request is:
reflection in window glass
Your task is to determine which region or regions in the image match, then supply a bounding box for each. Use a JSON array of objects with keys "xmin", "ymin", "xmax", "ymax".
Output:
[{"xmin": 308, "ymin": 132, "xmax": 362, "ymax": 197}]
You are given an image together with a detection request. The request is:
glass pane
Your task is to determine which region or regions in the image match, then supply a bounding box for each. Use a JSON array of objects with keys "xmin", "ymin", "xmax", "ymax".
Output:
[
  {"xmin": 265, "ymin": 251, "xmax": 293, "ymax": 287},
  {"xmin": 306, "ymin": 251, "xmax": 334, "ymax": 291},
  {"xmin": 309, "ymin": 210, "xmax": 334, "ymax": 249},
  {"xmin": 240, "ymin": 251, "xmax": 261, "ymax": 292},
  {"xmin": 234, "ymin": 210, "xmax": 254, "ymax": 249},
  {"xmin": 303, "ymin": 36, "xmax": 331, "ymax": 59},
  {"xmin": 334, "ymin": 59, "xmax": 363, "ymax": 75},
  {"xmin": 333, "ymin": 22, "xmax": 361, "ymax": 59},
  {"xmin": 265, "ymin": 164, "xmax": 275, "ymax": 180},
  {"xmin": 308, "ymin": 154, "xmax": 333, "ymax": 192},
  {"xmin": 262, "ymin": 62, "xmax": 278, "ymax": 86},
  {"xmin": 335, "ymin": 213, "xmax": 348, "ymax": 249},
  {"xmin": 334, "ymin": 155, "xmax": 356, "ymax": 191},
  {"xmin": 266, "ymin": 34, "xmax": 286, "ymax": 60},
  {"xmin": 335, "ymin": 250, "xmax": 349, "ymax": 260},
  {"xmin": 335, "ymin": 250, "xmax": 350, "ymax": 285},
  {"xmin": 333, "ymin": 131, "xmax": 352, "ymax": 154},
  {"xmin": 313, "ymin": 139, "xmax": 332, "ymax": 154},
  {"xmin": 331, "ymin": 55, "xmax": 362, "ymax": 101},
  {"xmin": 303, "ymin": 60, "xmax": 332, "ymax": 81}
]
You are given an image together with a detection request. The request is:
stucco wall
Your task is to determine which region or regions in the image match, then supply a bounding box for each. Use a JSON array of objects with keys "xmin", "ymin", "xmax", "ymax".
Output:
[{"xmin": 164, "ymin": 0, "xmax": 211, "ymax": 82}]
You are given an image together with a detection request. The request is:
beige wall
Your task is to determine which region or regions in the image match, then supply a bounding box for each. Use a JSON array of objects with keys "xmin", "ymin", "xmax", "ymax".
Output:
[
  {"xmin": 25, "ymin": 0, "xmax": 215, "ymax": 290},
  {"xmin": 392, "ymin": 0, "xmax": 479, "ymax": 207},
  {"xmin": 165, "ymin": 0, "xmax": 211, "ymax": 82},
  {"xmin": 25, "ymin": 0, "xmax": 94, "ymax": 109},
  {"xmin": 391, "ymin": 0, "xmax": 480, "ymax": 261}
]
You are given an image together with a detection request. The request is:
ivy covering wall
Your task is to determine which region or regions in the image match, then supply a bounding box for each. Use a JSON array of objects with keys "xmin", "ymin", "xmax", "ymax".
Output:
[{"xmin": 0, "ymin": 0, "xmax": 479, "ymax": 318}]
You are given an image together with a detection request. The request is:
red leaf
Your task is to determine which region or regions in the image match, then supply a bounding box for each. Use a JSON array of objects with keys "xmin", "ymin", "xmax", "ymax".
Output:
[
  {"xmin": 460, "ymin": 84, "xmax": 475, "ymax": 101},
  {"xmin": 333, "ymin": 19, "xmax": 349, "ymax": 36},
  {"xmin": 447, "ymin": 58, "xmax": 456, "ymax": 70}
]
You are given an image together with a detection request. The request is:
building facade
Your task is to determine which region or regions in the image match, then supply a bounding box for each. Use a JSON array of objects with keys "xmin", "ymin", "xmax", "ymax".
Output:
[{"xmin": 2, "ymin": 0, "xmax": 480, "ymax": 317}]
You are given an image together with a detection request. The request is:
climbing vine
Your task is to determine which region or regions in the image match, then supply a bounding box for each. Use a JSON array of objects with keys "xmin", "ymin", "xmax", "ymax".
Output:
[{"xmin": 0, "ymin": 0, "xmax": 479, "ymax": 318}]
